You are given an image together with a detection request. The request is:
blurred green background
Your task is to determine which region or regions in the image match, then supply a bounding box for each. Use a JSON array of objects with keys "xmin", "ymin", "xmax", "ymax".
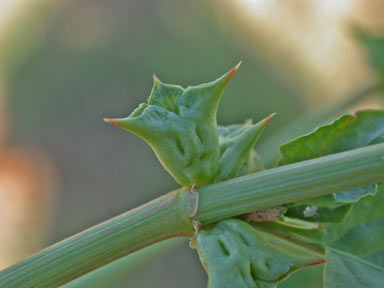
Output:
[{"xmin": 1, "ymin": 0, "xmax": 382, "ymax": 287}]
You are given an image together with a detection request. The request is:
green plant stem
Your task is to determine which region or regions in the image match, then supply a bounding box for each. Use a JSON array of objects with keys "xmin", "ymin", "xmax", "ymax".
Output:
[
  {"xmin": 258, "ymin": 83, "xmax": 379, "ymax": 165},
  {"xmin": 0, "ymin": 189, "xmax": 195, "ymax": 288},
  {"xmin": 196, "ymin": 142, "xmax": 384, "ymax": 223},
  {"xmin": 63, "ymin": 239, "xmax": 184, "ymax": 288},
  {"xmin": 2, "ymin": 143, "xmax": 384, "ymax": 287}
]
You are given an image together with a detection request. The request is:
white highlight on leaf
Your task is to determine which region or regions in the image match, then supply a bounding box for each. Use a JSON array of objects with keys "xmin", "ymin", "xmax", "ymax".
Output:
[{"xmin": 303, "ymin": 206, "xmax": 318, "ymax": 218}]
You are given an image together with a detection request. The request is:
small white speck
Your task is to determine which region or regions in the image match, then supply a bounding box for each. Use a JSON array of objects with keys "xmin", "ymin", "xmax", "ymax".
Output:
[{"xmin": 303, "ymin": 206, "xmax": 318, "ymax": 218}]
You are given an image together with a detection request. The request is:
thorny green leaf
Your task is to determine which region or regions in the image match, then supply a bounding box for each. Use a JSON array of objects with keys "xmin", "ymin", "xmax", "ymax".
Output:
[
  {"xmin": 217, "ymin": 114, "xmax": 274, "ymax": 182},
  {"xmin": 196, "ymin": 219, "xmax": 324, "ymax": 288},
  {"xmin": 105, "ymin": 64, "xmax": 240, "ymax": 187}
]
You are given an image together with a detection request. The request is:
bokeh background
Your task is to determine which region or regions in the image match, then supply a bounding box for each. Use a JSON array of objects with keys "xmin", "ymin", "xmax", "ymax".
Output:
[{"xmin": 0, "ymin": 0, "xmax": 383, "ymax": 287}]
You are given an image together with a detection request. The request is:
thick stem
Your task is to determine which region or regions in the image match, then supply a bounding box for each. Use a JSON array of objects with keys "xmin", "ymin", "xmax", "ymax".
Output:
[
  {"xmin": 1, "ymin": 143, "xmax": 384, "ymax": 287},
  {"xmin": 0, "ymin": 188, "xmax": 195, "ymax": 288},
  {"xmin": 195, "ymin": 142, "xmax": 384, "ymax": 223}
]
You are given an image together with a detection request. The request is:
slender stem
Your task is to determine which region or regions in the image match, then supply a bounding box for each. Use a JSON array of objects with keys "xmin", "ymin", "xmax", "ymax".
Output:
[
  {"xmin": 1, "ymin": 143, "xmax": 384, "ymax": 287},
  {"xmin": 195, "ymin": 142, "xmax": 384, "ymax": 223},
  {"xmin": 0, "ymin": 188, "xmax": 195, "ymax": 288}
]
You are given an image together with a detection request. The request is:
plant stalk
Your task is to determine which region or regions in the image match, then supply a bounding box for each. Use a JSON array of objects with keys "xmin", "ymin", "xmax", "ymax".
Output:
[
  {"xmin": 195, "ymin": 142, "xmax": 384, "ymax": 223},
  {"xmin": 1, "ymin": 143, "xmax": 384, "ymax": 287},
  {"xmin": 0, "ymin": 188, "xmax": 195, "ymax": 288}
]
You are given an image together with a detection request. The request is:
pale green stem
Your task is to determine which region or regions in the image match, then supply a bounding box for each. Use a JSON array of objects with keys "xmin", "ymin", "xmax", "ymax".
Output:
[
  {"xmin": 1, "ymin": 143, "xmax": 384, "ymax": 287},
  {"xmin": 196, "ymin": 142, "xmax": 384, "ymax": 223},
  {"xmin": 0, "ymin": 189, "xmax": 195, "ymax": 288}
]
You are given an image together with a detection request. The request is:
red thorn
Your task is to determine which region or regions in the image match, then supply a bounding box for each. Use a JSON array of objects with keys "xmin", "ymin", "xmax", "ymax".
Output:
[
  {"xmin": 307, "ymin": 259, "xmax": 327, "ymax": 267},
  {"xmin": 263, "ymin": 113, "xmax": 276, "ymax": 126},
  {"xmin": 228, "ymin": 61, "xmax": 242, "ymax": 79},
  {"xmin": 104, "ymin": 118, "xmax": 120, "ymax": 126}
]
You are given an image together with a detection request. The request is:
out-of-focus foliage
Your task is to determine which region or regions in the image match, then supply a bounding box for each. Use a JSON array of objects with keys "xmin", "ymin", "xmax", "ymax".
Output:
[{"xmin": 358, "ymin": 31, "xmax": 384, "ymax": 89}]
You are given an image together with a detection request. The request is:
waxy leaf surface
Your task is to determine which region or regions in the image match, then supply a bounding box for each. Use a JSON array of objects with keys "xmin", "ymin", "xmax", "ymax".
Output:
[
  {"xmin": 106, "ymin": 65, "xmax": 239, "ymax": 186},
  {"xmin": 261, "ymin": 184, "xmax": 384, "ymax": 287},
  {"xmin": 196, "ymin": 219, "xmax": 323, "ymax": 288},
  {"xmin": 217, "ymin": 115, "xmax": 273, "ymax": 181},
  {"xmin": 324, "ymin": 184, "xmax": 384, "ymax": 287}
]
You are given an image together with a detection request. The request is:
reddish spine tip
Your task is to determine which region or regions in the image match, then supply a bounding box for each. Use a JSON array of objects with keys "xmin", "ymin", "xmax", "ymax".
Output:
[
  {"xmin": 228, "ymin": 61, "xmax": 242, "ymax": 78},
  {"xmin": 153, "ymin": 73, "xmax": 159, "ymax": 81},
  {"xmin": 263, "ymin": 113, "xmax": 276, "ymax": 126},
  {"xmin": 104, "ymin": 118, "xmax": 119, "ymax": 125},
  {"xmin": 307, "ymin": 259, "xmax": 327, "ymax": 267}
]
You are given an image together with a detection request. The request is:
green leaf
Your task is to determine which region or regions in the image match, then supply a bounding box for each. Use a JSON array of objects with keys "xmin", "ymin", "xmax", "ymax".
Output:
[
  {"xmin": 196, "ymin": 219, "xmax": 324, "ymax": 288},
  {"xmin": 324, "ymin": 248, "xmax": 384, "ymax": 288},
  {"xmin": 217, "ymin": 114, "xmax": 274, "ymax": 181},
  {"xmin": 105, "ymin": 64, "xmax": 240, "ymax": 187},
  {"xmin": 325, "ymin": 184, "xmax": 384, "ymax": 253},
  {"xmin": 279, "ymin": 110, "xmax": 384, "ymax": 222},
  {"xmin": 260, "ymin": 185, "xmax": 384, "ymax": 287},
  {"xmin": 324, "ymin": 184, "xmax": 384, "ymax": 287},
  {"xmin": 279, "ymin": 110, "xmax": 384, "ymax": 165}
]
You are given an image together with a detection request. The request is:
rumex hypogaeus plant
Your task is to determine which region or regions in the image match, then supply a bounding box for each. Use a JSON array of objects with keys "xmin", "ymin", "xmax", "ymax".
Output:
[
  {"xmin": 1, "ymin": 32, "xmax": 384, "ymax": 288},
  {"xmin": 104, "ymin": 63, "xmax": 384, "ymax": 288}
]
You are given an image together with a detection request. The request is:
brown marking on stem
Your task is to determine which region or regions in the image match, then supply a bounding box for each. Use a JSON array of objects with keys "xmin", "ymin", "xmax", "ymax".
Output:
[{"xmin": 242, "ymin": 206, "xmax": 284, "ymax": 222}]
